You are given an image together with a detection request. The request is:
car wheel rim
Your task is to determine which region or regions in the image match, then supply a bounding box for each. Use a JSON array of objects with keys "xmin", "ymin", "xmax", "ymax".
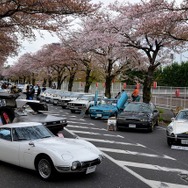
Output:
[{"xmin": 38, "ymin": 159, "xmax": 51, "ymax": 179}]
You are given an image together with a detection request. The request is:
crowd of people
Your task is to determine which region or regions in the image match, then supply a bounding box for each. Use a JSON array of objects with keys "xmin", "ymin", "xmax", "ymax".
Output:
[{"xmin": 25, "ymin": 84, "xmax": 41, "ymax": 100}]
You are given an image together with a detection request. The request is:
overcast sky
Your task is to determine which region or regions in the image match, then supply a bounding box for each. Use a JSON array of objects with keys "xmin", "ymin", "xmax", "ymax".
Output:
[{"xmin": 7, "ymin": 0, "xmax": 185, "ymax": 65}]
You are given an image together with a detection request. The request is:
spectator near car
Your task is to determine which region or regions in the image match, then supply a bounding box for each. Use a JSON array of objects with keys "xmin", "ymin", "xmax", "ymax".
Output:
[
  {"xmin": 131, "ymin": 86, "xmax": 140, "ymax": 102},
  {"xmin": 30, "ymin": 85, "xmax": 35, "ymax": 100},
  {"xmin": 36, "ymin": 85, "xmax": 41, "ymax": 100}
]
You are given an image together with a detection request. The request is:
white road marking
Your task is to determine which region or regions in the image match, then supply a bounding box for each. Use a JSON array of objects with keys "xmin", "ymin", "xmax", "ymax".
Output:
[
  {"xmin": 171, "ymin": 145, "xmax": 188, "ymax": 151},
  {"xmin": 80, "ymin": 137, "xmax": 146, "ymax": 147},
  {"xmin": 147, "ymin": 180, "xmax": 188, "ymax": 188},
  {"xmin": 68, "ymin": 125, "xmax": 107, "ymax": 131},
  {"xmin": 98, "ymin": 147, "xmax": 176, "ymax": 160},
  {"xmin": 67, "ymin": 121, "xmax": 95, "ymax": 125},
  {"xmin": 70, "ymin": 130, "xmax": 123, "ymax": 138},
  {"xmin": 102, "ymin": 152, "xmax": 186, "ymax": 188},
  {"xmin": 117, "ymin": 161, "xmax": 188, "ymax": 173}
]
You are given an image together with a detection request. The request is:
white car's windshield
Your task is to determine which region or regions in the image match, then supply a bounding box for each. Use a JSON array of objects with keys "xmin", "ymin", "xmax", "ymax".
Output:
[
  {"xmin": 176, "ymin": 111, "xmax": 188, "ymax": 120},
  {"xmin": 13, "ymin": 125, "xmax": 54, "ymax": 141}
]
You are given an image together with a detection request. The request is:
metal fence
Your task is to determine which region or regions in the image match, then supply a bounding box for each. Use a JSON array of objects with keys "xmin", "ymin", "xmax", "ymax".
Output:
[{"xmin": 61, "ymin": 82, "xmax": 188, "ymax": 109}]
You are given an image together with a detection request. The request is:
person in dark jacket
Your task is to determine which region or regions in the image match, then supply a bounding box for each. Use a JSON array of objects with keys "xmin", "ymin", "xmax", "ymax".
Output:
[
  {"xmin": 29, "ymin": 85, "xmax": 35, "ymax": 100},
  {"xmin": 26, "ymin": 85, "xmax": 30, "ymax": 100},
  {"xmin": 36, "ymin": 85, "xmax": 41, "ymax": 100}
]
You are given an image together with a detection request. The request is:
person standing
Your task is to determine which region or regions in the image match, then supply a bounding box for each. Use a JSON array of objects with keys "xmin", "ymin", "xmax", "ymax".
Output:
[
  {"xmin": 26, "ymin": 85, "xmax": 30, "ymax": 100},
  {"xmin": 36, "ymin": 85, "xmax": 41, "ymax": 100},
  {"xmin": 30, "ymin": 85, "xmax": 35, "ymax": 100},
  {"xmin": 132, "ymin": 86, "xmax": 140, "ymax": 102}
]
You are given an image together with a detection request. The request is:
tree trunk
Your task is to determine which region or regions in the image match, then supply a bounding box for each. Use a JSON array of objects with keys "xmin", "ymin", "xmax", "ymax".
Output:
[
  {"xmin": 105, "ymin": 77, "xmax": 112, "ymax": 98},
  {"xmin": 57, "ymin": 75, "xmax": 61, "ymax": 89},
  {"xmin": 143, "ymin": 67, "xmax": 154, "ymax": 103},
  {"xmin": 68, "ymin": 74, "xmax": 75, "ymax": 91},
  {"xmin": 84, "ymin": 69, "xmax": 92, "ymax": 93}
]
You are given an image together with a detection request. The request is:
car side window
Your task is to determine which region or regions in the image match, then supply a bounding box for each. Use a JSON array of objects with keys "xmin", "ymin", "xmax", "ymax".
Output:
[{"xmin": 0, "ymin": 128, "xmax": 11, "ymax": 141}]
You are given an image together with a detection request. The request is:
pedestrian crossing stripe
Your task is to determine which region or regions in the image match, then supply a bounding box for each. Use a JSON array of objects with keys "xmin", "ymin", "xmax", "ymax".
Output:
[
  {"xmin": 102, "ymin": 152, "xmax": 187, "ymax": 188},
  {"xmin": 69, "ymin": 130, "xmax": 124, "ymax": 138},
  {"xmin": 79, "ymin": 137, "xmax": 146, "ymax": 147},
  {"xmin": 98, "ymin": 147, "xmax": 176, "ymax": 160},
  {"xmin": 67, "ymin": 125, "xmax": 107, "ymax": 131},
  {"xmin": 67, "ymin": 121, "xmax": 95, "ymax": 125}
]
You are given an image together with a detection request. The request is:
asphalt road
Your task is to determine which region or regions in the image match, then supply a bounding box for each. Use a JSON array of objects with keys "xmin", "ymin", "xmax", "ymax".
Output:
[{"xmin": 1, "ymin": 103, "xmax": 188, "ymax": 188}]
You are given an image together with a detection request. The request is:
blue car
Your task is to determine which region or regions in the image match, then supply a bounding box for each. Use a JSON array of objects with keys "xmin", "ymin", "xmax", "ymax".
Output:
[{"xmin": 89, "ymin": 91, "xmax": 128, "ymax": 119}]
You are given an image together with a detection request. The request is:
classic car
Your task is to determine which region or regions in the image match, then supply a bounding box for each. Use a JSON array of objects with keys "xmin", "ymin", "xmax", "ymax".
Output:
[
  {"xmin": 59, "ymin": 92, "xmax": 86, "ymax": 109},
  {"xmin": 166, "ymin": 109, "xmax": 188, "ymax": 146},
  {"xmin": 89, "ymin": 91, "xmax": 128, "ymax": 119},
  {"xmin": 0, "ymin": 122, "xmax": 103, "ymax": 180},
  {"xmin": 116, "ymin": 102, "xmax": 159, "ymax": 132},
  {"xmin": 12, "ymin": 99, "xmax": 67, "ymax": 135},
  {"xmin": 68, "ymin": 94, "xmax": 106, "ymax": 113}
]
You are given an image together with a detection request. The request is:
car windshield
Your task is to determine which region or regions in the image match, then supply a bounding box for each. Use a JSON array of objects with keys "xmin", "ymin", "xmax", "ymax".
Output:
[
  {"xmin": 124, "ymin": 103, "xmax": 152, "ymax": 113},
  {"xmin": 79, "ymin": 95, "xmax": 94, "ymax": 100},
  {"xmin": 13, "ymin": 125, "xmax": 54, "ymax": 141},
  {"xmin": 176, "ymin": 111, "xmax": 188, "ymax": 120},
  {"xmin": 100, "ymin": 99, "xmax": 117, "ymax": 105}
]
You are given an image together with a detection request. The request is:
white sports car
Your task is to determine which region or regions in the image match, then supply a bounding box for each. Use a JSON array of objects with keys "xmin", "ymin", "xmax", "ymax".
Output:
[
  {"xmin": 0, "ymin": 122, "xmax": 103, "ymax": 180},
  {"xmin": 166, "ymin": 109, "xmax": 188, "ymax": 146}
]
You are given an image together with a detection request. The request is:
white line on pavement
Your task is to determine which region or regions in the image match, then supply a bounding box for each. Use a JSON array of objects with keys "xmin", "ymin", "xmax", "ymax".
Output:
[
  {"xmin": 79, "ymin": 137, "xmax": 146, "ymax": 147},
  {"xmin": 98, "ymin": 147, "xmax": 176, "ymax": 160}
]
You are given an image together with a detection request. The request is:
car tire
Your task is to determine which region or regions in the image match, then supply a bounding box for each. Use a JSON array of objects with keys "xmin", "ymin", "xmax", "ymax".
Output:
[
  {"xmin": 71, "ymin": 110, "xmax": 75, "ymax": 113},
  {"xmin": 116, "ymin": 123, "xmax": 121, "ymax": 131},
  {"xmin": 148, "ymin": 124, "xmax": 154, "ymax": 132},
  {"xmin": 167, "ymin": 138, "xmax": 173, "ymax": 147},
  {"xmin": 37, "ymin": 155, "xmax": 57, "ymax": 181},
  {"xmin": 90, "ymin": 115, "xmax": 95, "ymax": 119}
]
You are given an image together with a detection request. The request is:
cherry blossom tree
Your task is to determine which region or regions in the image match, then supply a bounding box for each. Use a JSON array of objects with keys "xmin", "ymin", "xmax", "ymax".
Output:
[
  {"xmin": 0, "ymin": 0, "xmax": 98, "ymax": 65},
  {"xmin": 110, "ymin": 0, "xmax": 187, "ymax": 102},
  {"xmin": 60, "ymin": 33, "xmax": 100, "ymax": 93},
  {"xmin": 76, "ymin": 11, "xmax": 141, "ymax": 98}
]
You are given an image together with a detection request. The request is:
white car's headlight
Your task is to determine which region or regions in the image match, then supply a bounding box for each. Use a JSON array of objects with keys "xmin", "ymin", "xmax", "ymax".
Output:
[{"xmin": 72, "ymin": 161, "xmax": 81, "ymax": 170}]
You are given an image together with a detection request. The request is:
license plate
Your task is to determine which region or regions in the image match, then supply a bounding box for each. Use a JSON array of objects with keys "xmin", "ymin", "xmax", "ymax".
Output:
[
  {"xmin": 86, "ymin": 165, "xmax": 96, "ymax": 174},
  {"xmin": 181, "ymin": 140, "xmax": 188, "ymax": 145},
  {"xmin": 129, "ymin": 124, "xmax": 136, "ymax": 128},
  {"xmin": 96, "ymin": 114, "xmax": 102, "ymax": 117}
]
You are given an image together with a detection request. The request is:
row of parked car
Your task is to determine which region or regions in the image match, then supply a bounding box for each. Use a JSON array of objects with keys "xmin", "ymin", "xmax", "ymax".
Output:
[
  {"xmin": 38, "ymin": 88, "xmax": 188, "ymax": 147},
  {"xmin": 38, "ymin": 88, "xmax": 159, "ymax": 132}
]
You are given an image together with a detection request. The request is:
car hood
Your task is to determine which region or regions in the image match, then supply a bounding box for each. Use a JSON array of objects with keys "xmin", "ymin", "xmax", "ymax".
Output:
[
  {"xmin": 35, "ymin": 137, "xmax": 102, "ymax": 160},
  {"xmin": 16, "ymin": 99, "xmax": 48, "ymax": 112},
  {"xmin": 170, "ymin": 120, "xmax": 188, "ymax": 134},
  {"xmin": 14, "ymin": 113, "xmax": 66, "ymax": 122}
]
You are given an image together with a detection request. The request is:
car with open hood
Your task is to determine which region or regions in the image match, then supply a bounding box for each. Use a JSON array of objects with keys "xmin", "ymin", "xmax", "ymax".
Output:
[
  {"xmin": 0, "ymin": 122, "xmax": 103, "ymax": 180},
  {"xmin": 116, "ymin": 102, "xmax": 159, "ymax": 132},
  {"xmin": 12, "ymin": 99, "xmax": 67, "ymax": 135},
  {"xmin": 166, "ymin": 109, "xmax": 188, "ymax": 146},
  {"xmin": 89, "ymin": 91, "xmax": 128, "ymax": 119}
]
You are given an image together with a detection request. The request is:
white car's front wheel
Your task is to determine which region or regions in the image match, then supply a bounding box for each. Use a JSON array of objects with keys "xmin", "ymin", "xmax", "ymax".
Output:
[{"xmin": 37, "ymin": 156, "xmax": 56, "ymax": 180}]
